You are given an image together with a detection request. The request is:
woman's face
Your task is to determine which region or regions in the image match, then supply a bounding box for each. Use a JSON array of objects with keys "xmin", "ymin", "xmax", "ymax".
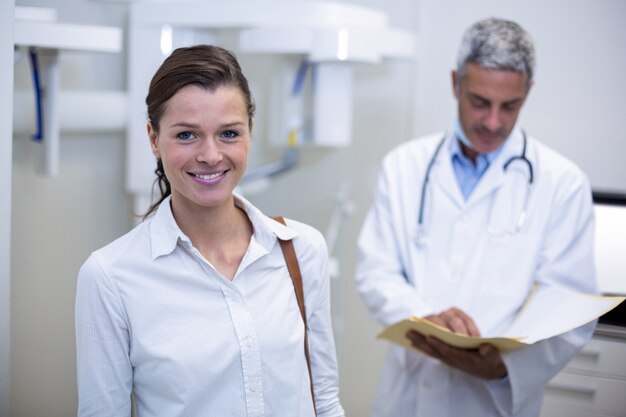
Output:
[{"xmin": 148, "ymin": 84, "xmax": 251, "ymax": 214}]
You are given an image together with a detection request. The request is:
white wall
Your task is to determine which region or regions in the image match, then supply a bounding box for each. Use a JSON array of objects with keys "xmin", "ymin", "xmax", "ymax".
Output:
[
  {"xmin": 8, "ymin": 1, "xmax": 626, "ymax": 416},
  {"xmin": 2, "ymin": 1, "xmax": 15, "ymax": 415}
]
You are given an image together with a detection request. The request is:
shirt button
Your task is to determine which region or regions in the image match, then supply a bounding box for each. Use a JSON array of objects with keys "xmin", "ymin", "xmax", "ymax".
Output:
[
  {"xmin": 249, "ymin": 382, "xmax": 257, "ymax": 392},
  {"xmin": 232, "ymin": 294, "xmax": 240, "ymax": 302},
  {"xmin": 244, "ymin": 337, "xmax": 252, "ymax": 347}
]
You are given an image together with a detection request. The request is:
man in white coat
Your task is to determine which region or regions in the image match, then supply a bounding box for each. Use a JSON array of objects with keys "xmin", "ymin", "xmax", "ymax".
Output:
[{"xmin": 356, "ymin": 17, "xmax": 597, "ymax": 417}]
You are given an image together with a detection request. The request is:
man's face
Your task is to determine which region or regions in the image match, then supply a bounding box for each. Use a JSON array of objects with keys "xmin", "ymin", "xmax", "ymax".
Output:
[{"xmin": 453, "ymin": 62, "xmax": 531, "ymax": 154}]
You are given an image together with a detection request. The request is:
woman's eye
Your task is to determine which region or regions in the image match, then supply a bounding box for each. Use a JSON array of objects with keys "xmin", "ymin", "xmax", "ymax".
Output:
[
  {"xmin": 177, "ymin": 131, "xmax": 195, "ymax": 141},
  {"xmin": 221, "ymin": 130, "xmax": 238, "ymax": 140}
]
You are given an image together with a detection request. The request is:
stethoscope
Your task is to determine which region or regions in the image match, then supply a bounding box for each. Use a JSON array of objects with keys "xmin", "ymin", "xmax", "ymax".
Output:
[{"xmin": 414, "ymin": 130, "xmax": 534, "ymax": 246}]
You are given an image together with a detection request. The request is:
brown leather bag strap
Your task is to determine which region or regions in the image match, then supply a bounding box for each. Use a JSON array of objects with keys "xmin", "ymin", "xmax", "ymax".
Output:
[{"xmin": 273, "ymin": 216, "xmax": 316, "ymax": 415}]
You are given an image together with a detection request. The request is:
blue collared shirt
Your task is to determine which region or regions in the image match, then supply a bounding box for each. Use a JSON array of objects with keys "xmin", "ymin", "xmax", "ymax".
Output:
[{"xmin": 451, "ymin": 121, "xmax": 504, "ymax": 200}]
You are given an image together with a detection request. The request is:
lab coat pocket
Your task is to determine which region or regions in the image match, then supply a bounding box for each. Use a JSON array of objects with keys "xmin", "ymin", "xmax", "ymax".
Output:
[{"xmin": 481, "ymin": 231, "xmax": 523, "ymax": 296}]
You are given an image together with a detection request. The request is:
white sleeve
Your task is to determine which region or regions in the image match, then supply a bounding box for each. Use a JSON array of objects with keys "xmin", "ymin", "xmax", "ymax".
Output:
[
  {"xmin": 488, "ymin": 171, "xmax": 598, "ymax": 416},
  {"xmin": 294, "ymin": 225, "xmax": 345, "ymax": 417},
  {"xmin": 356, "ymin": 161, "xmax": 435, "ymax": 327},
  {"xmin": 75, "ymin": 254, "xmax": 133, "ymax": 417}
]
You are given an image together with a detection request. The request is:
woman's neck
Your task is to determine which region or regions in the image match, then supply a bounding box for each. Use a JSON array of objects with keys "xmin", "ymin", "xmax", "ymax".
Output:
[
  {"xmin": 171, "ymin": 197, "xmax": 253, "ymax": 280},
  {"xmin": 172, "ymin": 197, "xmax": 251, "ymax": 252}
]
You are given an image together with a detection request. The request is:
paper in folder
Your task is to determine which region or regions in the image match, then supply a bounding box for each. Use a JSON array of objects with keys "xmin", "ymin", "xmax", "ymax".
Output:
[{"xmin": 378, "ymin": 284, "xmax": 625, "ymax": 352}]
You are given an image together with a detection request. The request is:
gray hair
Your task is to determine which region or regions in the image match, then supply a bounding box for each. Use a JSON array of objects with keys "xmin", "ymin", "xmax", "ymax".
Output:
[{"xmin": 456, "ymin": 18, "xmax": 536, "ymax": 82}]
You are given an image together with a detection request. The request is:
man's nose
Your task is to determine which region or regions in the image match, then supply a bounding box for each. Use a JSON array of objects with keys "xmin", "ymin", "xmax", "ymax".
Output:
[{"xmin": 483, "ymin": 107, "xmax": 502, "ymax": 132}]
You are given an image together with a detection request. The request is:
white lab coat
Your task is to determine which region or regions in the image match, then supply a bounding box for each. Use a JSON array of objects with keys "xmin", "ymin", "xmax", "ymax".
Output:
[{"xmin": 356, "ymin": 129, "xmax": 598, "ymax": 417}]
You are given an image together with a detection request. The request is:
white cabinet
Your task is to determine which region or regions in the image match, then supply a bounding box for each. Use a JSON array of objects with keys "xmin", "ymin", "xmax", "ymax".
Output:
[{"xmin": 541, "ymin": 324, "xmax": 626, "ymax": 417}]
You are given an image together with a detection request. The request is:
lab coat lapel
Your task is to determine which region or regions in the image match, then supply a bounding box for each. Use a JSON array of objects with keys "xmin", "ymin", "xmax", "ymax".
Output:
[{"xmin": 431, "ymin": 136, "xmax": 464, "ymax": 210}]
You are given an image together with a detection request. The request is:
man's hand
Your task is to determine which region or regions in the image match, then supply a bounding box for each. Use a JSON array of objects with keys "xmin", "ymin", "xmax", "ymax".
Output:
[
  {"xmin": 424, "ymin": 307, "xmax": 481, "ymax": 336},
  {"xmin": 405, "ymin": 308, "xmax": 508, "ymax": 380}
]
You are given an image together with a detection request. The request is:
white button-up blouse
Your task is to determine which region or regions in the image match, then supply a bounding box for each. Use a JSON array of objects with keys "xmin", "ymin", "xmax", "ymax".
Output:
[{"xmin": 75, "ymin": 195, "xmax": 344, "ymax": 417}]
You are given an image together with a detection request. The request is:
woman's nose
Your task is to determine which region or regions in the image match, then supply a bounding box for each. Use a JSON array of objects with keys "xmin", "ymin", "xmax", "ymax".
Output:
[{"xmin": 196, "ymin": 139, "xmax": 223, "ymax": 165}]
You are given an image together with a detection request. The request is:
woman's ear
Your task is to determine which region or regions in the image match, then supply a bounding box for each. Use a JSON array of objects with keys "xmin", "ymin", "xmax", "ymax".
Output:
[{"xmin": 147, "ymin": 121, "xmax": 160, "ymax": 158}]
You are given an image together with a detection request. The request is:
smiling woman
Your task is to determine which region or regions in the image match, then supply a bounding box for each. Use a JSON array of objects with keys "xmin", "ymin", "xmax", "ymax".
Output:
[
  {"xmin": 148, "ymin": 84, "xmax": 252, "ymax": 235},
  {"xmin": 74, "ymin": 45, "xmax": 345, "ymax": 417}
]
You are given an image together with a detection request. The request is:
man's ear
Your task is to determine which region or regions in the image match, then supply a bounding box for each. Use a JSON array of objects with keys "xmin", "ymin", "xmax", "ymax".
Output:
[
  {"xmin": 451, "ymin": 70, "xmax": 461, "ymax": 99},
  {"xmin": 526, "ymin": 79, "xmax": 535, "ymax": 96},
  {"xmin": 147, "ymin": 121, "xmax": 160, "ymax": 158}
]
